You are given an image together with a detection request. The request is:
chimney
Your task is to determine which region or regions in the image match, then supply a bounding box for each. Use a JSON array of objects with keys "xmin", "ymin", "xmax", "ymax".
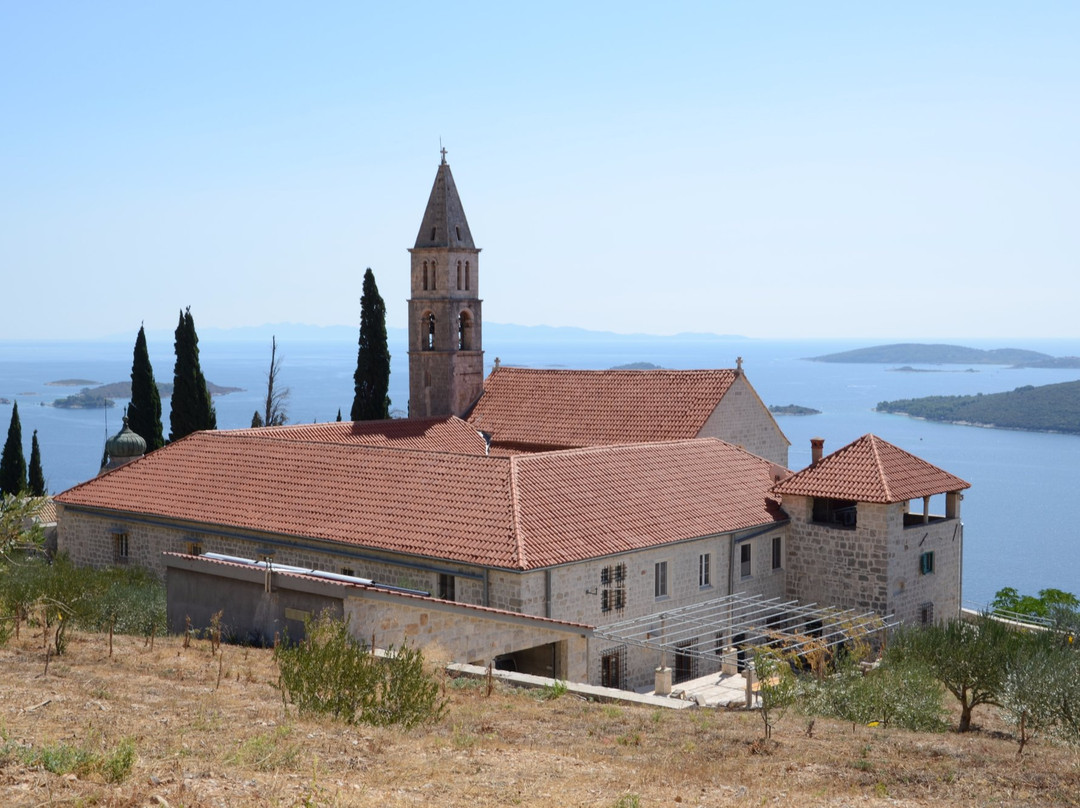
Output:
[{"xmin": 810, "ymin": 437, "xmax": 824, "ymax": 465}]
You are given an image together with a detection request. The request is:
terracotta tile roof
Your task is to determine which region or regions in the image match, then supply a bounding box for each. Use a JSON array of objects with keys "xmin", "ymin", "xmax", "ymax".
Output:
[
  {"xmin": 233, "ymin": 416, "xmax": 489, "ymax": 455},
  {"xmin": 467, "ymin": 367, "xmax": 739, "ymax": 449},
  {"xmin": 56, "ymin": 432, "xmax": 784, "ymax": 571},
  {"xmin": 59, "ymin": 431, "xmax": 517, "ymax": 567},
  {"xmin": 772, "ymin": 434, "xmax": 970, "ymax": 503},
  {"xmin": 510, "ymin": 439, "xmax": 787, "ymax": 568}
]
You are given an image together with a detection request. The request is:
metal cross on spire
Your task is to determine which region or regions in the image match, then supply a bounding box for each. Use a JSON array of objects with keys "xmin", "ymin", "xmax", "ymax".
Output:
[{"xmin": 440, "ymin": 145, "xmax": 447, "ymax": 165}]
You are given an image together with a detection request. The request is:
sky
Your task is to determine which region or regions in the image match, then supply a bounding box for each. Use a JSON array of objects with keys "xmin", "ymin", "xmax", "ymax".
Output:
[{"xmin": 2, "ymin": 2, "xmax": 1078, "ymax": 341}]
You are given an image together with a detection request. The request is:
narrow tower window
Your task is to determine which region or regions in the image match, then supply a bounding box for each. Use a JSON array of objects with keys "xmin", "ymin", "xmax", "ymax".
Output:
[
  {"xmin": 455, "ymin": 225, "xmax": 461, "ymax": 241},
  {"xmin": 430, "ymin": 227, "xmax": 436, "ymax": 241},
  {"xmin": 465, "ymin": 261, "xmax": 470, "ymax": 291},
  {"xmin": 422, "ymin": 261, "xmax": 429, "ymax": 291},
  {"xmin": 422, "ymin": 312, "xmax": 435, "ymax": 351},
  {"xmin": 431, "ymin": 260, "xmax": 436, "ymax": 290},
  {"xmin": 458, "ymin": 311, "xmax": 472, "ymax": 350},
  {"xmin": 456, "ymin": 261, "xmax": 462, "ymax": 290}
]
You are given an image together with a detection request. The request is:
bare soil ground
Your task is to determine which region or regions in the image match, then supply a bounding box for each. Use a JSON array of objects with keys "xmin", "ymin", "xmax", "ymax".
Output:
[{"xmin": 1, "ymin": 630, "xmax": 1077, "ymax": 807}]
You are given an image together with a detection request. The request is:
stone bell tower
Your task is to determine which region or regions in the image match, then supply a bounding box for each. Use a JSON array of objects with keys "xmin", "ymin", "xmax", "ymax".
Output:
[{"xmin": 407, "ymin": 150, "xmax": 484, "ymax": 418}]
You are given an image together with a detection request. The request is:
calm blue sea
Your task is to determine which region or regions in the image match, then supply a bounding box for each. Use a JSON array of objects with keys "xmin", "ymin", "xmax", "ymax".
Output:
[{"xmin": 4, "ymin": 333, "xmax": 1080, "ymax": 608}]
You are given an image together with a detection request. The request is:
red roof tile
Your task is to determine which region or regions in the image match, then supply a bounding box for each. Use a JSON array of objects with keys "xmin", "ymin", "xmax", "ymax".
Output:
[
  {"xmin": 510, "ymin": 440, "xmax": 786, "ymax": 567},
  {"xmin": 234, "ymin": 416, "xmax": 489, "ymax": 455},
  {"xmin": 467, "ymin": 367, "xmax": 739, "ymax": 449},
  {"xmin": 57, "ymin": 432, "xmax": 784, "ymax": 570},
  {"xmin": 772, "ymin": 434, "xmax": 970, "ymax": 503}
]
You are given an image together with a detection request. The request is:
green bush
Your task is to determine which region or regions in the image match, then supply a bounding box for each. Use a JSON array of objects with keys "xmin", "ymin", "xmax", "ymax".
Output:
[
  {"xmin": 275, "ymin": 612, "xmax": 446, "ymax": 729},
  {"xmin": 0, "ymin": 553, "xmax": 166, "ymax": 652},
  {"xmin": 798, "ymin": 658, "xmax": 948, "ymax": 732}
]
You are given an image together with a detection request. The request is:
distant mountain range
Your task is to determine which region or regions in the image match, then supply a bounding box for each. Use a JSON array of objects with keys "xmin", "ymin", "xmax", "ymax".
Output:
[{"xmin": 809, "ymin": 343, "xmax": 1080, "ymax": 368}]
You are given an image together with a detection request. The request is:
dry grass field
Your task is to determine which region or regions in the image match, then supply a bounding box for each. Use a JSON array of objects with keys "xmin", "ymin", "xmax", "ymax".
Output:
[{"xmin": 0, "ymin": 629, "xmax": 1077, "ymax": 807}]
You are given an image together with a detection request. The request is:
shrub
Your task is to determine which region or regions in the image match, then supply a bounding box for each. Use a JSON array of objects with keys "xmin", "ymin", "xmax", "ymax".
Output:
[
  {"xmin": 798, "ymin": 657, "xmax": 947, "ymax": 732},
  {"xmin": 275, "ymin": 611, "xmax": 446, "ymax": 729}
]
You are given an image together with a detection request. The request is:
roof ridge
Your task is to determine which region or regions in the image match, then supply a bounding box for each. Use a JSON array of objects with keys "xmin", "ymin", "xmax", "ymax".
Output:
[
  {"xmin": 199, "ymin": 430, "xmax": 506, "ymax": 461},
  {"xmin": 866, "ymin": 434, "xmax": 893, "ymax": 502},
  {"xmin": 507, "ymin": 456, "xmax": 528, "ymax": 570},
  {"xmin": 517, "ymin": 437, "xmax": 728, "ymax": 461}
]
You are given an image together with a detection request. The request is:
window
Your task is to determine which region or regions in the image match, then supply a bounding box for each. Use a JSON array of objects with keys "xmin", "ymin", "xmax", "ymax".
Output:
[
  {"xmin": 654, "ymin": 561, "xmax": 669, "ymax": 598},
  {"xmin": 920, "ymin": 551, "xmax": 935, "ymax": 575},
  {"xmin": 113, "ymin": 532, "xmax": 129, "ymax": 564},
  {"xmin": 601, "ymin": 646, "xmax": 625, "ymax": 689},
  {"xmin": 458, "ymin": 311, "xmax": 472, "ymax": 350},
  {"xmin": 455, "ymin": 225, "xmax": 461, "ymax": 241},
  {"xmin": 422, "ymin": 261, "xmax": 429, "ymax": 291},
  {"xmin": 423, "ymin": 312, "xmax": 435, "ymax": 350},
  {"xmin": 772, "ymin": 536, "xmax": 782, "ymax": 570},
  {"xmin": 465, "ymin": 261, "xmax": 470, "ymax": 290},
  {"xmin": 185, "ymin": 541, "xmax": 202, "ymax": 556},
  {"xmin": 430, "ymin": 227, "xmax": 436, "ymax": 241},
  {"xmin": 813, "ymin": 497, "xmax": 857, "ymax": 527},
  {"xmin": 600, "ymin": 564, "xmax": 626, "ymax": 613},
  {"xmin": 698, "ymin": 553, "xmax": 711, "ymax": 588},
  {"xmin": 740, "ymin": 543, "xmax": 751, "ymax": 578},
  {"xmin": 438, "ymin": 573, "xmax": 456, "ymax": 601},
  {"xmin": 920, "ymin": 602, "xmax": 935, "ymax": 624},
  {"xmin": 456, "ymin": 260, "xmax": 462, "ymax": 290},
  {"xmin": 341, "ymin": 567, "xmax": 355, "ymax": 577}
]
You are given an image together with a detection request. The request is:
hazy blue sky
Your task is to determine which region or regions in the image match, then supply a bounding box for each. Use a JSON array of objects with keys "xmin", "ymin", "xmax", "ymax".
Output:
[{"xmin": 3, "ymin": 2, "xmax": 1077, "ymax": 340}]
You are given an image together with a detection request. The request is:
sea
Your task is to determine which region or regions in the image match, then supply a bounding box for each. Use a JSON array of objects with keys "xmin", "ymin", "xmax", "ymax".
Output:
[{"xmin": 4, "ymin": 331, "xmax": 1080, "ymax": 609}]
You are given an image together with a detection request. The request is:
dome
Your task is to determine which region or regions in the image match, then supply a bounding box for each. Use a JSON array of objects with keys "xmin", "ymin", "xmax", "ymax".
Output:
[{"xmin": 106, "ymin": 416, "xmax": 147, "ymax": 459}]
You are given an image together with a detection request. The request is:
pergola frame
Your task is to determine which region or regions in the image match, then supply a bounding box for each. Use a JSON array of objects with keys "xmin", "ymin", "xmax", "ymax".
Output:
[{"xmin": 593, "ymin": 593, "xmax": 893, "ymax": 664}]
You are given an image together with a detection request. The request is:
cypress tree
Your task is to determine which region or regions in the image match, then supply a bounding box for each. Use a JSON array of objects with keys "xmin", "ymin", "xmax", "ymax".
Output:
[
  {"xmin": 351, "ymin": 268, "xmax": 391, "ymax": 421},
  {"xmin": 28, "ymin": 430, "xmax": 45, "ymax": 496},
  {"xmin": 251, "ymin": 410, "xmax": 264, "ymax": 428},
  {"xmin": 129, "ymin": 324, "xmax": 165, "ymax": 451},
  {"xmin": 0, "ymin": 402, "xmax": 27, "ymax": 496},
  {"xmin": 169, "ymin": 308, "xmax": 217, "ymax": 442}
]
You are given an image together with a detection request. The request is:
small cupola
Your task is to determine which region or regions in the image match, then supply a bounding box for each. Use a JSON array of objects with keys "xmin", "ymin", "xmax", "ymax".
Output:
[{"xmin": 100, "ymin": 415, "xmax": 147, "ymax": 473}]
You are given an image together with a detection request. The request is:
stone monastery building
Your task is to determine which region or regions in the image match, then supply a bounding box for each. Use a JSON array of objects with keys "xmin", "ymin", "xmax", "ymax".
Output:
[{"xmin": 55, "ymin": 156, "xmax": 970, "ymax": 690}]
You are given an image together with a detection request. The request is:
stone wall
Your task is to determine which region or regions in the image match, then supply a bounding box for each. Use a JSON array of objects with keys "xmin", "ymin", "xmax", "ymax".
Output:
[
  {"xmin": 346, "ymin": 596, "xmax": 589, "ymax": 682},
  {"xmin": 781, "ymin": 494, "xmax": 962, "ymax": 624},
  {"xmin": 699, "ymin": 375, "xmax": 789, "ymax": 466}
]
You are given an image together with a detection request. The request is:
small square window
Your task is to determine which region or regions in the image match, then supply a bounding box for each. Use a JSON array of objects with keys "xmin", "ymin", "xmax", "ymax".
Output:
[
  {"xmin": 600, "ymin": 566, "xmax": 611, "ymax": 585},
  {"xmin": 341, "ymin": 567, "xmax": 355, "ymax": 577},
  {"xmin": 185, "ymin": 541, "xmax": 202, "ymax": 556}
]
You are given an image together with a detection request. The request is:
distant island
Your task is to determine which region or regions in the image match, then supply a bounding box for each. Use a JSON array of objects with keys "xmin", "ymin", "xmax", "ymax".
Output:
[
  {"xmin": 610, "ymin": 362, "xmax": 664, "ymax": 370},
  {"xmin": 769, "ymin": 404, "xmax": 821, "ymax": 416},
  {"xmin": 888, "ymin": 366, "xmax": 980, "ymax": 374},
  {"xmin": 809, "ymin": 343, "xmax": 1080, "ymax": 368},
  {"xmin": 46, "ymin": 378, "xmax": 101, "ymax": 387},
  {"xmin": 51, "ymin": 380, "xmax": 243, "ymax": 410},
  {"xmin": 877, "ymin": 380, "xmax": 1080, "ymax": 434}
]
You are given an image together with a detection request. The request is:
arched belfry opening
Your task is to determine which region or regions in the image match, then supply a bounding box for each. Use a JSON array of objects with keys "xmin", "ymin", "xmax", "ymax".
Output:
[
  {"xmin": 407, "ymin": 150, "xmax": 484, "ymax": 418},
  {"xmin": 458, "ymin": 311, "xmax": 473, "ymax": 350}
]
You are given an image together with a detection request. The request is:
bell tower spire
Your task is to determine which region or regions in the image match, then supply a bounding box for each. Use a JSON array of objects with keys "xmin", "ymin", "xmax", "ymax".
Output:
[{"xmin": 407, "ymin": 152, "xmax": 484, "ymax": 418}]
